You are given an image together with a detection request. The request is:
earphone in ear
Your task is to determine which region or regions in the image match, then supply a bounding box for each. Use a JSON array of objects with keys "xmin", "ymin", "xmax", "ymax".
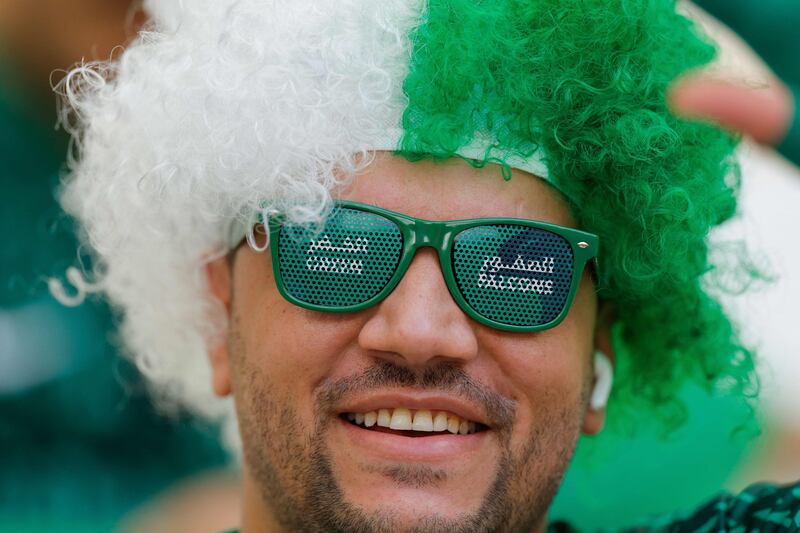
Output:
[{"xmin": 590, "ymin": 350, "xmax": 614, "ymax": 410}]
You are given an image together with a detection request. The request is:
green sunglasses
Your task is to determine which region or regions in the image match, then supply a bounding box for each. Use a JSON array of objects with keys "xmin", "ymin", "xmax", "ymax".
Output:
[{"xmin": 253, "ymin": 200, "xmax": 599, "ymax": 332}]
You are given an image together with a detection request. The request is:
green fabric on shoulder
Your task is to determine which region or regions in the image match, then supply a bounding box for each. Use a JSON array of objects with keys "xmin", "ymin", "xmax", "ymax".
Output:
[{"xmin": 622, "ymin": 479, "xmax": 800, "ymax": 532}]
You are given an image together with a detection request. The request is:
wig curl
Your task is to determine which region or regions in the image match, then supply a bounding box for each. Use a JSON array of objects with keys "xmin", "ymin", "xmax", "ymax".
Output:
[{"xmin": 56, "ymin": 0, "xmax": 759, "ymax": 440}]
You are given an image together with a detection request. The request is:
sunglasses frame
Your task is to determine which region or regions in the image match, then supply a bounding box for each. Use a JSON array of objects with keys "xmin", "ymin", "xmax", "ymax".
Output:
[{"xmin": 266, "ymin": 200, "xmax": 599, "ymax": 332}]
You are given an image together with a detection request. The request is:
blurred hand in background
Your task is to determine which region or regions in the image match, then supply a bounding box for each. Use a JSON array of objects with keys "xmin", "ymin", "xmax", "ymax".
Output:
[
  {"xmin": 669, "ymin": 74, "xmax": 794, "ymax": 147},
  {"xmin": 669, "ymin": 0, "xmax": 800, "ymax": 166}
]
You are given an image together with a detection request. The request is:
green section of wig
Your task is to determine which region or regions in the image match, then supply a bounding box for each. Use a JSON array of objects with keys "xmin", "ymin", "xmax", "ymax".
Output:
[{"xmin": 399, "ymin": 0, "xmax": 759, "ymax": 433}]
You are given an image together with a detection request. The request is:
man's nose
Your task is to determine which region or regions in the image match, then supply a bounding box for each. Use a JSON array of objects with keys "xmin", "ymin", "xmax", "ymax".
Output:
[{"xmin": 357, "ymin": 248, "xmax": 479, "ymax": 368}]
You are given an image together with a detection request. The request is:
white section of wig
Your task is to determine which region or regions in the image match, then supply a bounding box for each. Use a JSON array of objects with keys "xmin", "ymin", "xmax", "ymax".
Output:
[{"xmin": 56, "ymin": 0, "xmax": 425, "ymax": 428}]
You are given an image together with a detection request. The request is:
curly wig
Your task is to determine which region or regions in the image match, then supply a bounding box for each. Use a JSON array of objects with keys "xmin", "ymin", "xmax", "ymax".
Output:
[
  {"xmin": 56, "ymin": 0, "xmax": 758, "ymax": 442},
  {"xmin": 397, "ymin": 0, "xmax": 759, "ymax": 431}
]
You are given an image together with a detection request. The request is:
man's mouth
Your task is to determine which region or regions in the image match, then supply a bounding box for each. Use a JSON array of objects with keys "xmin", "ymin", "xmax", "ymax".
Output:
[
  {"xmin": 332, "ymin": 393, "xmax": 499, "ymax": 462},
  {"xmin": 340, "ymin": 408, "xmax": 488, "ymax": 437}
]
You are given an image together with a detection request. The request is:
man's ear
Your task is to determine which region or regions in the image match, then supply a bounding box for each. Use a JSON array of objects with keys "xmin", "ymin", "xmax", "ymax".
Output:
[
  {"xmin": 582, "ymin": 301, "xmax": 616, "ymax": 435},
  {"xmin": 205, "ymin": 256, "xmax": 234, "ymax": 397}
]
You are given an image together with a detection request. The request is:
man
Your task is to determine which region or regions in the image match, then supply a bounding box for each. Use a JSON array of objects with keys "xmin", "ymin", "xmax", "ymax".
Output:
[{"xmin": 56, "ymin": 0, "xmax": 799, "ymax": 531}]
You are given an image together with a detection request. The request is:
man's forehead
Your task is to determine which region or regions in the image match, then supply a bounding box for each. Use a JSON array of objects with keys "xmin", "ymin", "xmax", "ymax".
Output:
[{"xmin": 334, "ymin": 153, "xmax": 577, "ymax": 227}]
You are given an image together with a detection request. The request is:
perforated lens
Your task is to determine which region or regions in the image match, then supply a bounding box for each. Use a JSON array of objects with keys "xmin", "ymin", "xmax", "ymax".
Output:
[
  {"xmin": 277, "ymin": 207, "xmax": 403, "ymax": 307},
  {"xmin": 452, "ymin": 225, "xmax": 575, "ymax": 327}
]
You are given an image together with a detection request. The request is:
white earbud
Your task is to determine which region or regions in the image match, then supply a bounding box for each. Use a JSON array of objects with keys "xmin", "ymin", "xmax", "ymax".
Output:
[{"xmin": 590, "ymin": 350, "xmax": 614, "ymax": 411}]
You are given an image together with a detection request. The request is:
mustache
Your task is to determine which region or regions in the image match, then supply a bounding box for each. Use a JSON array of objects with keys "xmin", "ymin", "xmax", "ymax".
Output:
[{"xmin": 315, "ymin": 360, "xmax": 517, "ymax": 429}]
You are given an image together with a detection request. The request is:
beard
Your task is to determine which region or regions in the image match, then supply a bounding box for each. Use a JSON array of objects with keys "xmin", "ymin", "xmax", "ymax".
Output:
[{"xmin": 231, "ymin": 330, "xmax": 585, "ymax": 533}]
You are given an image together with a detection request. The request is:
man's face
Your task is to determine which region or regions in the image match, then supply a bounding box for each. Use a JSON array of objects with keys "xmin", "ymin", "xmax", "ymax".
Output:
[{"xmin": 208, "ymin": 154, "xmax": 608, "ymax": 532}]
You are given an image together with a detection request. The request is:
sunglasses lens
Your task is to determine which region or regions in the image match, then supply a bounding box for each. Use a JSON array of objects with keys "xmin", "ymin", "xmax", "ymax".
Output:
[
  {"xmin": 452, "ymin": 225, "xmax": 575, "ymax": 327},
  {"xmin": 278, "ymin": 207, "xmax": 403, "ymax": 307}
]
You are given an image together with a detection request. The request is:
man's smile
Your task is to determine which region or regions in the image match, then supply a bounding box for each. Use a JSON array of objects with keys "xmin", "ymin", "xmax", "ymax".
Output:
[
  {"xmin": 330, "ymin": 391, "xmax": 498, "ymax": 463},
  {"xmin": 341, "ymin": 408, "xmax": 486, "ymax": 435}
]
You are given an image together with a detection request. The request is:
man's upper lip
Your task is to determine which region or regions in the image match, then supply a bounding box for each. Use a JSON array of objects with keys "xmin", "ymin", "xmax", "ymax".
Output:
[{"xmin": 337, "ymin": 391, "xmax": 492, "ymax": 428}]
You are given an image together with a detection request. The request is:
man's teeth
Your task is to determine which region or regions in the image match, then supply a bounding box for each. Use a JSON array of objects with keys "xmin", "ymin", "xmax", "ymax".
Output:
[
  {"xmin": 344, "ymin": 408, "xmax": 481, "ymax": 434},
  {"xmin": 389, "ymin": 408, "xmax": 413, "ymax": 430}
]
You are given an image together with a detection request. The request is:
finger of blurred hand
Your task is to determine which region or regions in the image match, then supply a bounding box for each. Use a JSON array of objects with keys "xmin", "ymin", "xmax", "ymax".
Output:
[{"xmin": 668, "ymin": 74, "xmax": 794, "ymax": 144}]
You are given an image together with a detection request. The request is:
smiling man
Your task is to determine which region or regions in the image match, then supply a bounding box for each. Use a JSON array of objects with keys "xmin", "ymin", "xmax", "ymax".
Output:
[
  {"xmin": 56, "ymin": 0, "xmax": 799, "ymax": 531},
  {"xmin": 206, "ymin": 154, "xmax": 609, "ymax": 532}
]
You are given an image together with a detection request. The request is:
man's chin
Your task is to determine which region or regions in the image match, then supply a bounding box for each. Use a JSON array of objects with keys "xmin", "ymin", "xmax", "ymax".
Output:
[
  {"xmin": 336, "ymin": 485, "xmax": 486, "ymax": 528},
  {"xmin": 330, "ymin": 503, "xmax": 481, "ymax": 533}
]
